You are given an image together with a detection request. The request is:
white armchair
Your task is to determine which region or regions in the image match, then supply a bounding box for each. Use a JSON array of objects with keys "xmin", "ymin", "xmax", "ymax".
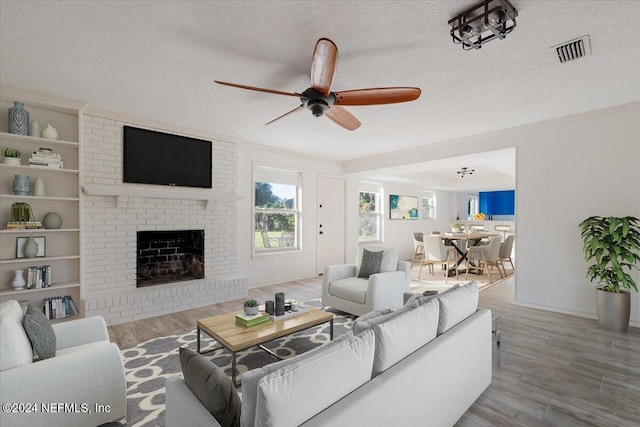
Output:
[
  {"xmin": 322, "ymin": 247, "xmax": 411, "ymax": 316},
  {"xmin": 0, "ymin": 300, "xmax": 126, "ymax": 427}
]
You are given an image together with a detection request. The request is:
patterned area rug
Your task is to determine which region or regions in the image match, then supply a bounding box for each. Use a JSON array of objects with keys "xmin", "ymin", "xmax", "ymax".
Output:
[{"xmin": 120, "ymin": 302, "xmax": 353, "ymax": 427}]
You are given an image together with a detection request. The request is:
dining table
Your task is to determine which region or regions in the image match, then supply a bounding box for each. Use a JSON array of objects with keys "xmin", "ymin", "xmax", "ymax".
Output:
[{"xmin": 438, "ymin": 232, "xmax": 500, "ymax": 276}]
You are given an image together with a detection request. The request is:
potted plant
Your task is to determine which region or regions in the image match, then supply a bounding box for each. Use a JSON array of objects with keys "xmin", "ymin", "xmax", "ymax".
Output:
[
  {"xmin": 579, "ymin": 216, "xmax": 640, "ymax": 332},
  {"xmin": 1, "ymin": 147, "xmax": 21, "ymax": 165},
  {"xmin": 450, "ymin": 221, "xmax": 462, "ymax": 232},
  {"xmin": 243, "ymin": 299, "xmax": 259, "ymax": 315}
]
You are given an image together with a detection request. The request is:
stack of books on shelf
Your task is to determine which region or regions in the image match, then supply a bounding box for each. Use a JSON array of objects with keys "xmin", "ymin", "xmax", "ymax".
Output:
[
  {"xmin": 29, "ymin": 149, "xmax": 63, "ymax": 168},
  {"xmin": 43, "ymin": 295, "xmax": 78, "ymax": 319},
  {"xmin": 235, "ymin": 312, "xmax": 270, "ymax": 328},
  {"xmin": 26, "ymin": 265, "xmax": 52, "ymax": 289},
  {"xmin": 6, "ymin": 221, "xmax": 42, "ymax": 230}
]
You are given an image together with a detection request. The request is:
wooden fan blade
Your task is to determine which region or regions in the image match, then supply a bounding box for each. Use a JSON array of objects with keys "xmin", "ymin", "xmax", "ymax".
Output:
[
  {"xmin": 215, "ymin": 80, "xmax": 305, "ymax": 98},
  {"xmin": 324, "ymin": 105, "xmax": 361, "ymax": 131},
  {"xmin": 265, "ymin": 105, "xmax": 305, "ymax": 126},
  {"xmin": 310, "ymin": 38, "xmax": 338, "ymax": 96},
  {"xmin": 334, "ymin": 87, "xmax": 421, "ymax": 105}
]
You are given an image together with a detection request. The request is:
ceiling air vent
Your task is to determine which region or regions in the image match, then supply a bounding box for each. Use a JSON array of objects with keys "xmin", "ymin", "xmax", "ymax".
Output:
[{"xmin": 553, "ymin": 35, "xmax": 591, "ymax": 63}]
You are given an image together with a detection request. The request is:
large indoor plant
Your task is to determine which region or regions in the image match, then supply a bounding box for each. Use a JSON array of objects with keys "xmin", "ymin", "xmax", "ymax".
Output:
[{"xmin": 579, "ymin": 216, "xmax": 640, "ymax": 331}]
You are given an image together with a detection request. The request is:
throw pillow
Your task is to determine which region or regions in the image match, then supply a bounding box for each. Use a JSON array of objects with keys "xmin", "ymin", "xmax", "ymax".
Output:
[
  {"xmin": 358, "ymin": 248, "xmax": 383, "ymax": 279},
  {"xmin": 22, "ymin": 304, "xmax": 56, "ymax": 360},
  {"xmin": 0, "ymin": 300, "xmax": 34, "ymax": 371},
  {"xmin": 180, "ymin": 347, "xmax": 241, "ymax": 427}
]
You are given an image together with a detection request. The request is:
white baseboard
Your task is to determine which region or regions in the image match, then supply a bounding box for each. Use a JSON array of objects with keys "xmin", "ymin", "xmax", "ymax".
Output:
[{"xmin": 512, "ymin": 299, "xmax": 640, "ymax": 329}]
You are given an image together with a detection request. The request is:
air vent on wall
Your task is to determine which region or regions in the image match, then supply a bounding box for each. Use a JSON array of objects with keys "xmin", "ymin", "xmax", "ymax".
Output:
[{"xmin": 553, "ymin": 35, "xmax": 591, "ymax": 63}]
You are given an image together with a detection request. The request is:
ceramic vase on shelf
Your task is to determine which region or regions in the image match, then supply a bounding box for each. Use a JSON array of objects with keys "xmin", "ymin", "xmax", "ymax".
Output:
[
  {"xmin": 30, "ymin": 120, "xmax": 41, "ymax": 138},
  {"xmin": 41, "ymin": 124, "xmax": 59, "ymax": 140},
  {"xmin": 24, "ymin": 236, "xmax": 39, "ymax": 258},
  {"xmin": 43, "ymin": 212, "xmax": 62, "ymax": 229},
  {"xmin": 11, "ymin": 269, "xmax": 26, "ymax": 291},
  {"xmin": 32, "ymin": 177, "xmax": 45, "ymax": 196},
  {"xmin": 12, "ymin": 174, "xmax": 31, "ymax": 195},
  {"xmin": 8, "ymin": 101, "xmax": 29, "ymax": 135}
]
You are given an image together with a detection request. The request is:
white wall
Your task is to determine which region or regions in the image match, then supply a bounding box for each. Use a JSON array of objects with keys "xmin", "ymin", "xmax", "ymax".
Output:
[
  {"xmin": 237, "ymin": 143, "xmax": 342, "ymax": 287},
  {"xmin": 344, "ymin": 102, "xmax": 640, "ymax": 327},
  {"xmin": 344, "ymin": 181, "xmax": 455, "ymax": 262}
]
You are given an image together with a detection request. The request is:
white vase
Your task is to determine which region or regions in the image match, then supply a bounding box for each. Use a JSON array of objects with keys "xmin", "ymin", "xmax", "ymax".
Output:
[
  {"xmin": 11, "ymin": 269, "xmax": 26, "ymax": 291},
  {"xmin": 30, "ymin": 120, "xmax": 41, "ymax": 137},
  {"xmin": 42, "ymin": 124, "xmax": 59, "ymax": 140},
  {"xmin": 32, "ymin": 177, "xmax": 45, "ymax": 196}
]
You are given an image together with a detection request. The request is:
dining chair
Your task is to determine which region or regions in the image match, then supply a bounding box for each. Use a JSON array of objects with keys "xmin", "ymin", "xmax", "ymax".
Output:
[
  {"xmin": 494, "ymin": 224, "xmax": 512, "ymax": 241},
  {"xmin": 411, "ymin": 232, "xmax": 425, "ymax": 270},
  {"xmin": 420, "ymin": 235, "xmax": 458, "ymax": 282},
  {"xmin": 465, "ymin": 237, "xmax": 505, "ymax": 284},
  {"xmin": 499, "ymin": 235, "xmax": 515, "ymax": 273}
]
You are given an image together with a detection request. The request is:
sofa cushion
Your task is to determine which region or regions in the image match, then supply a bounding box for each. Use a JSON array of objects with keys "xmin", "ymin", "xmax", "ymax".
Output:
[
  {"xmin": 437, "ymin": 281, "xmax": 479, "ymax": 334},
  {"xmin": 417, "ymin": 284, "xmax": 461, "ymax": 306},
  {"xmin": 328, "ymin": 277, "xmax": 368, "ymax": 304},
  {"xmin": 357, "ymin": 248, "xmax": 383, "ymax": 278},
  {"xmin": 352, "ymin": 300, "xmax": 418, "ymax": 335},
  {"xmin": 22, "ymin": 304, "xmax": 56, "ymax": 360},
  {"xmin": 241, "ymin": 330, "xmax": 354, "ymax": 427},
  {"xmin": 254, "ymin": 330, "xmax": 375, "ymax": 427},
  {"xmin": 372, "ymin": 298, "xmax": 439, "ymax": 376},
  {"xmin": 179, "ymin": 347, "xmax": 241, "ymax": 427},
  {"xmin": 0, "ymin": 300, "xmax": 33, "ymax": 371}
]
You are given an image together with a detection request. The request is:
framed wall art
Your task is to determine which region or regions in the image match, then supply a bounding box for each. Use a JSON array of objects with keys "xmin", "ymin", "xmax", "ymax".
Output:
[{"xmin": 389, "ymin": 195, "xmax": 418, "ymax": 220}]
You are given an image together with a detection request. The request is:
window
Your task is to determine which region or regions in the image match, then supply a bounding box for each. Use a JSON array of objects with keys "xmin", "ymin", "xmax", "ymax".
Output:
[
  {"xmin": 468, "ymin": 194, "xmax": 479, "ymax": 218},
  {"xmin": 358, "ymin": 183, "xmax": 383, "ymax": 242},
  {"xmin": 422, "ymin": 192, "xmax": 436, "ymax": 220},
  {"xmin": 254, "ymin": 166, "xmax": 301, "ymax": 253}
]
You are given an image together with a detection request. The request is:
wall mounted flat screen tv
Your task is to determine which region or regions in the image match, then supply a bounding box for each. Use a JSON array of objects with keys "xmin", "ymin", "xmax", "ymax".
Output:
[{"xmin": 123, "ymin": 126, "xmax": 212, "ymax": 189}]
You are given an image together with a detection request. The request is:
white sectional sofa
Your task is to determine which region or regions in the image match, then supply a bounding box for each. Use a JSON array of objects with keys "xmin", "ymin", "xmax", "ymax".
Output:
[{"xmin": 166, "ymin": 282, "xmax": 492, "ymax": 427}]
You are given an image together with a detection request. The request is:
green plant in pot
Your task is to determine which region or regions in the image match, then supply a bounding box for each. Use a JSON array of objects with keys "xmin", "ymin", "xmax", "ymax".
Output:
[
  {"xmin": 2, "ymin": 147, "xmax": 21, "ymax": 165},
  {"xmin": 243, "ymin": 299, "xmax": 259, "ymax": 315},
  {"xmin": 579, "ymin": 216, "xmax": 640, "ymax": 332}
]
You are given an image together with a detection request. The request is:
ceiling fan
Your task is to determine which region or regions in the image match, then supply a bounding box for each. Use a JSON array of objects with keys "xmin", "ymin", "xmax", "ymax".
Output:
[{"xmin": 215, "ymin": 38, "xmax": 421, "ymax": 131}]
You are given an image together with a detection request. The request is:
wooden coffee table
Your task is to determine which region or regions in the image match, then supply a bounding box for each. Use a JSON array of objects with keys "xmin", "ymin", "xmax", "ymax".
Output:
[{"xmin": 197, "ymin": 307, "xmax": 334, "ymax": 386}]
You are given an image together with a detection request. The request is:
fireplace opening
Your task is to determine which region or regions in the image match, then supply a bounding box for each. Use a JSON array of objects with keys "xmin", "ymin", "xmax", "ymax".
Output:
[{"xmin": 136, "ymin": 230, "xmax": 204, "ymax": 287}]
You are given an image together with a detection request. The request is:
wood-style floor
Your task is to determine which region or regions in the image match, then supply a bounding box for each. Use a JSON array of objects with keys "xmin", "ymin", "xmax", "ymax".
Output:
[{"xmin": 108, "ymin": 277, "xmax": 640, "ymax": 426}]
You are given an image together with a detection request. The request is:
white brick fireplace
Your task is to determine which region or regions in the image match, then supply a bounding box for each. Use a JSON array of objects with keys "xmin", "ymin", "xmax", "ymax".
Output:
[{"xmin": 81, "ymin": 113, "xmax": 247, "ymax": 325}]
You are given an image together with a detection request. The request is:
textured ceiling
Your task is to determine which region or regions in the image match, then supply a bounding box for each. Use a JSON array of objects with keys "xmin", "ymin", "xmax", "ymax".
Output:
[{"xmin": 1, "ymin": 1, "xmax": 639, "ymax": 165}]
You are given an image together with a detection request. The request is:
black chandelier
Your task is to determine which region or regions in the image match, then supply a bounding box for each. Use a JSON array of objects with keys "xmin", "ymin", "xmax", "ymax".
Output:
[
  {"xmin": 448, "ymin": 0, "xmax": 518, "ymax": 50},
  {"xmin": 457, "ymin": 167, "xmax": 475, "ymax": 178}
]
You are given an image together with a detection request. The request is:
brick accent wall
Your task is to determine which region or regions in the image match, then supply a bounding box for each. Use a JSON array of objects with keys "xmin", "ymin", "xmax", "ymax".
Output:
[{"xmin": 82, "ymin": 114, "xmax": 247, "ymax": 324}]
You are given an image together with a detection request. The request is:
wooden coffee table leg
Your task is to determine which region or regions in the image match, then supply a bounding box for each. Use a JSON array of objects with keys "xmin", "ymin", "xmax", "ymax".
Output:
[
  {"xmin": 330, "ymin": 318, "xmax": 334, "ymax": 340},
  {"xmin": 197, "ymin": 326, "xmax": 201, "ymax": 353}
]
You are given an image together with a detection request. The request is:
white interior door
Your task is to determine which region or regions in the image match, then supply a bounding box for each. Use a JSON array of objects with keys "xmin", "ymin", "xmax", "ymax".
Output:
[{"xmin": 317, "ymin": 175, "xmax": 346, "ymax": 275}]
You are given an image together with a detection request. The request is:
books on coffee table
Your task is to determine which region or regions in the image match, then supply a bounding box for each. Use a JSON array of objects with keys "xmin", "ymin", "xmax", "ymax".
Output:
[{"xmin": 235, "ymin": 312, "xmax": 270, "ymax": 328}]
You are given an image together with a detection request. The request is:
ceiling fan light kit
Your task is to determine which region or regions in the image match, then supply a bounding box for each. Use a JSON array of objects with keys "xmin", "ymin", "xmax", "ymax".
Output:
[
  {"xmin": 457, "ymin": 167, "xmax": 475, "ymax": 178},
  {"xmin": 449, "ymin": 0, "xmax": 518, "ymax": 50},
  {"xmin": 215, "ymin": 38, "xmax": 421, "ymax": 131}
]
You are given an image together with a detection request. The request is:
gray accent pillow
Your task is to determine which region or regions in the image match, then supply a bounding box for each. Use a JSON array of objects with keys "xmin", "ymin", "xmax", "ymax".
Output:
[
  {"xmin": 179, "ymin": 347, "xmax": 241, "ymax": 427},
  {"xmin": 352, "ymin": 309, "xmax": 392, "ymax": 335},
  {"xmin": 358, "ymin": 248, "xmax": 383, "ymax": 279},
  {"xmin": 22, "ymin": 304, "xmax": 56, "ymax": 360}
]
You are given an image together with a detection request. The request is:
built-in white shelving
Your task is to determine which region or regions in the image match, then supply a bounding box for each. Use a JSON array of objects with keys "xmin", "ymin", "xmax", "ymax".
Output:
[{"xmin": 0, "ymin": 85, "xmax": 85, "ymax": 320}]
